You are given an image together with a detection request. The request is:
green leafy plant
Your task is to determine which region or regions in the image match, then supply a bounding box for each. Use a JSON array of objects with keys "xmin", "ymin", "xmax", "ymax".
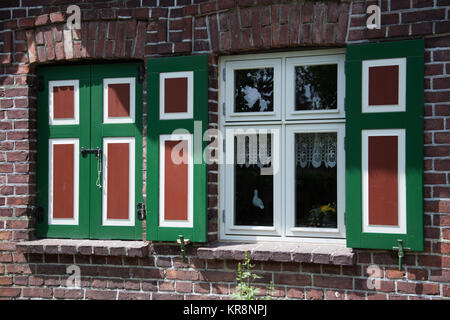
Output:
[{"xmin": 231, "ymin": 251, "xmax": 275, "ymax": 300}]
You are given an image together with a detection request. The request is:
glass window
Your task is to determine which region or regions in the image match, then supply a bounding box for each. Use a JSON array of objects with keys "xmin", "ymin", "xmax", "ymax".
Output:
[
  {"xmin": 234, "ymin": 68, "xmax": 274, "ymax": 113},
  {"xmin": 221, "ymin": 51, "xmax": 346, "ymax": 241}
]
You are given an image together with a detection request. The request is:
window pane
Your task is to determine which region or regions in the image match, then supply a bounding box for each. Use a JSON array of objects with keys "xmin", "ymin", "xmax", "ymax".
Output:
[
  {"xmin": 295, "ymin": 64, "xmax": 337, "ymax": 111},
  {"xmin": 234, "ymin": 134, "xmax": 273, "ymax": 226},
  {"xmin": 295, "ymin": 132, "xmax": 337, "ymax": 228},
  {"xmin": 234, "ymin": 68, "xmax": 274, "ymax": 113}
]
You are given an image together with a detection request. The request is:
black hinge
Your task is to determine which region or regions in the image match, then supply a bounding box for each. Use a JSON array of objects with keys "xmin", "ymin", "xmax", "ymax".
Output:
[
  {"xmin": 138, "ymin": 65, "xmax": 145, "ymax": 83},
  {"xmin": 28, "ymin": 75, "xmax": 45, "ymax": 91},
  {"xmin": 137, "ymin": 202, "xmax": 146, "ymax": 221},
  {"xmin": 28, "ymin": 206, "xmax": 44, "ymax": 224}
]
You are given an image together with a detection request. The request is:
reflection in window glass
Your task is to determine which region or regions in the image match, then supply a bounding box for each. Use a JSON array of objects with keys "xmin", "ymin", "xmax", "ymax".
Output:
[
  {"xmin": 295, "ymin": 64, "xmax": 337, "ymax": 111},
  {"xmin": 234, "ymin": 134, "xmax": 273, "ymax": 226},
  {"xmin": 234, "ymin": 68, "xmax": 274, "ymax": 113},
  {"xmin": 295, "ymin": 132, "xmax": 337, "ymax": 228}
]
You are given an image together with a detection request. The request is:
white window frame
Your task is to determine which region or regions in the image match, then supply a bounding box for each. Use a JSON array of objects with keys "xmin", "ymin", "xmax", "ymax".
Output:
[
  {"xmin": 362, "ymin": 58, "xmax": 406, "ymax": 113},
  {"xmin": 159, "ymin": 71, "xmax": 194, "ymax": 120},
  {"xmin": 361, "ymin": 129, "xmax": 406, "ymax": 234},
  {"xmin": 158, "ymin": 133, "xmax": 194, "ymax": 228},
  {"xmin": 101, "ymin": 137, "xmax": 136, "ymax": 227},
  {"xmin": 103, "ymin": 77, "xmax": 136, "ymax": 124},
  {"xmin": 285, "ymin": 123, "xmax": 346, "ymax": 238},
  {"xmin": 219, "ymin": 49, "xmax": 346, "ymax": 243},
  {"xmin": 48, "ymin": 138, "xmax": 79, "ymax": 225},
  {"xmin": 285, "ymin": 54, "xmax": 345, "ymax": 120},
  {"xmin": 224, "ymin": 58, "xmax": 282, "ymax": 122},
  {"xmin": 49, "ymin": 80, "xmax": 79, "ymax": 126},
  {"xmin": 223, "ymin": 125, "xmax": 282, "ymax": 237}
]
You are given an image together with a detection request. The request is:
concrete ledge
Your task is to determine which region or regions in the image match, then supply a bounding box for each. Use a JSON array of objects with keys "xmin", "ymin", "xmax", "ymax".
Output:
[
  {"xmin": 16, "ymin": 239, "xmax": 150, "ymax": 258},
  {"xmin": 197, "ymin": 242, "xmax": 356, "ymax": 266}
]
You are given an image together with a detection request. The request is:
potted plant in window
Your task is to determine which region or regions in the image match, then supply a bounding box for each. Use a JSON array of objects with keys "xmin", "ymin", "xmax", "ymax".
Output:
[{"xmin": 307, "ymin": 202, "xmax": 336, "ymax": 228}]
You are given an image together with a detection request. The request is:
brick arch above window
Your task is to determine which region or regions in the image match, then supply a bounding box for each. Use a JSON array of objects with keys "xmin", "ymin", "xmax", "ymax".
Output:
[{"xmin": 9, "ymin": 15, "xmax": 149, "ymax": 65}]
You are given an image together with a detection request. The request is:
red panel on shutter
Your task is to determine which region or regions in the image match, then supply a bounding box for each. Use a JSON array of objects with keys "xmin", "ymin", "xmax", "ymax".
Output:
[
  {"xmin": 164, "ymin": 78, "xmax": 188, "ymax": 113},
  {"xmin": 368, "ymin": 136, "xmax": 398, "ymax": 226},
  {"xmin": 164, "ymin": 140, "xmax": 188, "ymax": 221},
  {"xmin": 107, "ymin": 143, "xmax": 130, "ymax": 220},
  {"xmin": 368, "ymin": 65, "xmax": 399, "ymax": 106},
  {"xmin": 108, "ymin": 83, "xmax": 130, "ymax": 118},
  {"xmin": 53, "ymin": 144, "xmax": 74, "ymax": 219},
  {"xmin": 53, "ymin": 86, "xmax": 74, "ymax": 119}
]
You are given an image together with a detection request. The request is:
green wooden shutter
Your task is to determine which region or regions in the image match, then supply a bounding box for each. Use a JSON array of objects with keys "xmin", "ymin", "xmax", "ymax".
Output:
[
  {"xmin": 36, "ymin": 65, "xmax": 91, "ymax": 238},
  {"xmin": 345, "ymin": 39, "xmax": 424, "ymax": 251},
  {"xmin": 147, "ymin": 55, "xmax": 208, "ymax": 242},
  {"xmin": 89, "ymin": 62, "xmax": 144, "ymax": 240}
]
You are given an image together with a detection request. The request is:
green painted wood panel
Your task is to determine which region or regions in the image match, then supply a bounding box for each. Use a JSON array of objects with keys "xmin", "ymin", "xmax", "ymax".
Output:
[
  {"xmin": 345, "ymin": 39, "xmax": 424, "ymax": 251},
  {"xmin": 36, "ymin": 62, "xmax": 143, "ymax": 240},
  {"xmin": 147, "ymin": 55, "xmax": 208, "ymax": 242}
]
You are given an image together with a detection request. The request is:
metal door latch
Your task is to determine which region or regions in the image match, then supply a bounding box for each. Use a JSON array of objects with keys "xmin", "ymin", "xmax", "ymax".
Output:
[
  {"xmin": 80, "ymin": 147, "xmax": 102, "ymax": 158},
  {"xmin": 393, "ymin": 239, "xmax": 410, "ymax": 271},
  {"xmin": 137, "ymin": 202, "xmax": 146, "ymax": 221},
  {"xmin": 177, "ymin": 235, "xmax": 191, "ymax": 263}
]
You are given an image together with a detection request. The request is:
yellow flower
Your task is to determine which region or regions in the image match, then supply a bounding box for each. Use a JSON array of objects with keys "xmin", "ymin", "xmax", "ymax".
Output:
[{"xmin": 320, "ymin": 204, "xmax": 336, "ymax": 213}]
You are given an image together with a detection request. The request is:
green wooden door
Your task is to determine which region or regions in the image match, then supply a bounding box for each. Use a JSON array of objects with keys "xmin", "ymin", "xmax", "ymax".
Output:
[{"xmin": 36, "ymin": 62, "xmax": 143, "ymax": 240}]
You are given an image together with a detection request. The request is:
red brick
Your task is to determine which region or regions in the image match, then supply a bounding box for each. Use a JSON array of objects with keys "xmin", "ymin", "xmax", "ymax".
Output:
[
  {"xmin": 397, "ymin": 282, "xmax": 440, "ymax": 295},
  {"xmin": 54, "ymin": 289, "xmax": 83, "ymax": 299},
  {"xmin": 434, "ymin": 50, "xmax": 450, "ymax": 62},
  {"xmin": 286, "ymin": 287, "xmax": 304, "ymax": 299},
  {"xmin": 152, "ymin": 293, "xmax": 184, "ymax": 300},
  {"xmin": 435, "ymin": 159, "xmax": 450, "ymax": 171},
  {"xmin": 23, "ymin": 288, "xmax": 53, "ymax": 298},
  {"xmin": 35, "ymin": 14, "xmax": 49, "ymax": 26},
  {"xmin": 433, "ymin": 77, "xmax": 450, "ymax": 90},
  {"xmin": 274, "ymin": 273, "xmax": 311, "ymax": 286},
  {"xmin": 159, "ymin": 281, "xmax": 175, "ymax": 291},
  {"xmin": 176, "ymin": 281, "xmax": 192, "ymax": 293},
  {"xmin": 49, "ymin": 12, "xmax": 65, "ymax": 23},
  {"xmin": 306, "ymin": 288, "xmax": 324, "ymax": 300},
  {"xmin": 18, "ymin": 17, "xmax": 34, "ymax": 28},
  {"xmin": 314, "ymin": 276, "xmax": 352, "ymax": 289},
  {"xmin": 0, "ymin": 276, "xmax": 13, "ymax": 286},
  {"xmin": 0, "ymin": 288, "xmax": 21, "ymax": 297},
  {"xmin": 194, "ymin": 282, "xmax": 210, "ymax": 294},
  {"xmin": 211, "ymin": 283, "xmax": 229, "ymax": 294},
  {"xmin": 118, "ymin": 292, "xmax": 150, "ymax": 300},
  {"xmin": 425, "ymin": 146, "xmax": 450, "ymax": 157},
  {"xmin": 166, "ymin": 270, "xmax": 199, "ymax": 281},
  {"xmin": 418, "ymin": 255, "xmax": 444, "ymax": 267},
  {"xmin": 433, "ymin": 214, "xmax": 450, "ymax": 226},
  {"xmin": 402, "ymin": 9, "xmax": 446, "ymax": 23},
  {"xmin": 386, "ymin": 269, "xmax": 406, "ymax": 279},
  {"xmin": 86, "ymin": 290, "xmax": 117, "ymax": 300},
  {"xmin": 199, "ymin": 271, "xmax": 234, "ymax": 282}
]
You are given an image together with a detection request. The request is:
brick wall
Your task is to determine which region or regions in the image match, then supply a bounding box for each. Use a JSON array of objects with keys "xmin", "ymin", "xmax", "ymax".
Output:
[{"xmin": 0, "ymin": 0, "xmax": 449, "ymax": 300}]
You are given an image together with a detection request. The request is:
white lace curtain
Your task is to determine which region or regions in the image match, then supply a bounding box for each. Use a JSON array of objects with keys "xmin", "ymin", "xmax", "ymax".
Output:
[
  {"xmin": 234, "ymin": 133, "xmax": 336, "ymax": 169},
  {"xmin": 296, "ymin": 133, "xmax": 336, "ymax": 168}
]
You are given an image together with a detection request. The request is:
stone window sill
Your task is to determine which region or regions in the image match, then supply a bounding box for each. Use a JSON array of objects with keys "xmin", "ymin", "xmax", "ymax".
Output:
[
  {"xmin": 197, "ymin": 242, "xmax": 356, "ymax": 266},
  {"xmin": 16, "ymin": 239, "xmax": 150, "ymax": 257}
]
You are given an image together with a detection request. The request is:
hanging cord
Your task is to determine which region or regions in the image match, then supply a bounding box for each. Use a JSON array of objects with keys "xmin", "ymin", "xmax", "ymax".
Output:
[{"xmin": 95, "ymin": 148, "xmax": 102, "ymax": 189}]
